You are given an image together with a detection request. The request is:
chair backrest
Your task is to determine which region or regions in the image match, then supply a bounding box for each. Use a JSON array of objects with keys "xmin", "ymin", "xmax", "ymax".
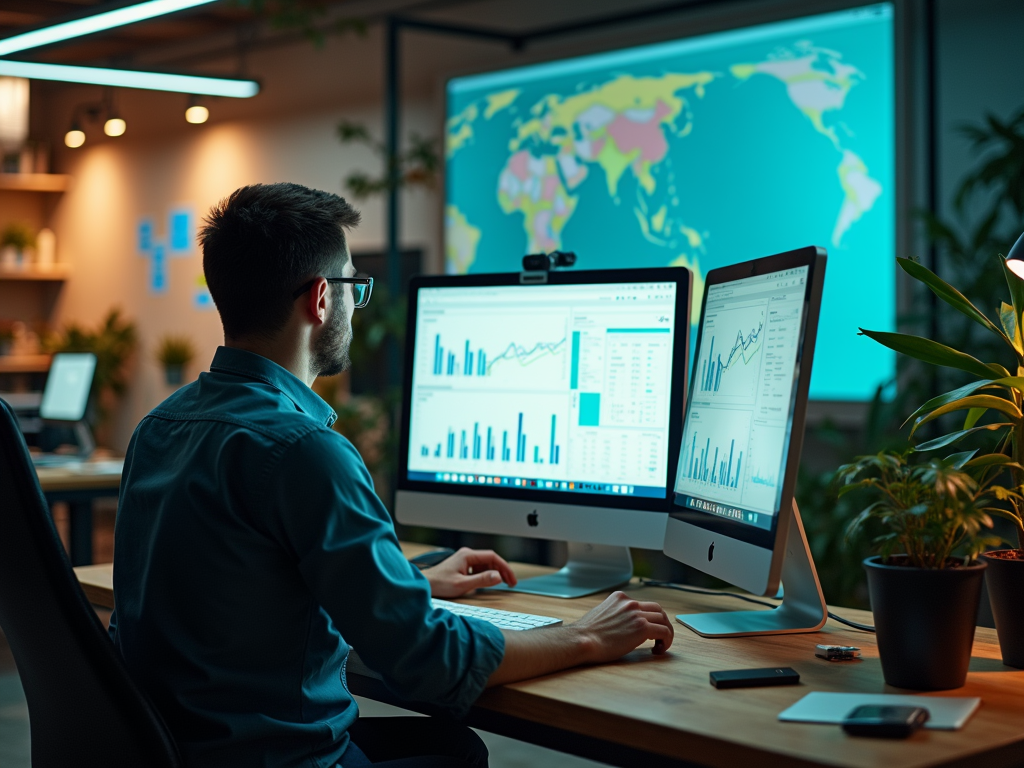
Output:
[{"xmin": 0, "ymin": 398, "xmax": 181, "ymax": 768}]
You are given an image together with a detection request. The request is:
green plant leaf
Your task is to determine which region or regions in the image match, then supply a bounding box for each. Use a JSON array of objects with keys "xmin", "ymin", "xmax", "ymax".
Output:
[
  {"xmin": 911, "ymin": 395, "xmax": 1021, "ymax": 437},
  {"xmin": 946, "ymin": 450, "xmax": 979, "ymax": 469},
  {"xmin": 964, "ymin": 407, "xmax": 987, "ymax": 430},
  {"xmin": 897, "ymin": 257, "xmax": 1013, "ymax": 348},
  {"xmin": 998, "ymin": 301, "xmax": 1023, "ymax": 355},
  {"xmin": 903, "ymin": 379, "xmax": 995, "ymax": 427},
  {"xmin": 964, "ymin": 454, "xmax": 1024, "ymax": 471},
  {"xmin": 859, "ymin": 328, "xmax": 1002, "ymax": 380},
  {"xmin": 914, "ymin": 423, "xmax": 1013, "ymax": 451},
  {"xmin": 1001, "ymin": 255, "xmax": 1024, "ymax": 340}
]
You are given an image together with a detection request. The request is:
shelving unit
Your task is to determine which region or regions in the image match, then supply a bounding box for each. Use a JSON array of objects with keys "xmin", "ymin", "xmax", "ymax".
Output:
[
  {"xmin": 0, "ymin": 172, "xmax": 70, "ymax": 413},
  {"xmin": 0, "ymin": 264, "xmax": 71, "ymax": 281},
  {"xmin": 0, "ymin": 355, "xmax": 51, "ymax": 374},
  {"xmin": 0, "ymin": 173, "xmax": 72, "ymax": 192}
]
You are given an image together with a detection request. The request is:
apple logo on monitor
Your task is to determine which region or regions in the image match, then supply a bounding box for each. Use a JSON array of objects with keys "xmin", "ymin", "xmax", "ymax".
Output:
[
  {"xmin": 708, "ymin": 542, "xmax": 715, "ymax": 562},
  {"xmin": 527, "ymin": 510, "xmax": 538, "ymax": 527}
]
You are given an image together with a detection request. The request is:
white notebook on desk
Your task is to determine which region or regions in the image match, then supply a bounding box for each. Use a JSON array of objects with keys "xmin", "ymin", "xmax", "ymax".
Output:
[{"xmin": 779, "ymin": 692, "xmax": 981, "ymax": 730}]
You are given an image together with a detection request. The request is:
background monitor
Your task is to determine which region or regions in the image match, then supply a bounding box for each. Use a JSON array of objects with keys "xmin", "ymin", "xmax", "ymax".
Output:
[
  {"xmin": 40, "ymin": 353, "xmax": 96, "ymax": 423},
  {"xmin": 662, "ymin": 247, "xmax": 827, "ymax": 635},
  {"xmin": 444, "ymin": 3, "xmax": 894, "ymax": 402},
  {"xmin": 396, "ymin": 267, "xmax": 691, "ymax": 597}
]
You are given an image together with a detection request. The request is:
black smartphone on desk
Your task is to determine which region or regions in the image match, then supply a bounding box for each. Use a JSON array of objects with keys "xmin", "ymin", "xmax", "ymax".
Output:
[
  {"xmin": 709, "ymin": 668, "xmax": 800, "ymax": 689},
  {"xmin": 842, "ymin": 705, "xmax": 930, "ymax": 738}
]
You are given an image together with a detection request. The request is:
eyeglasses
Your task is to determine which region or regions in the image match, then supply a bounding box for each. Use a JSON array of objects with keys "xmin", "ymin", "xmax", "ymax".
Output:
[{"xmin": 291, "ymin": 276, "xmax": 373, "ymax": 308}]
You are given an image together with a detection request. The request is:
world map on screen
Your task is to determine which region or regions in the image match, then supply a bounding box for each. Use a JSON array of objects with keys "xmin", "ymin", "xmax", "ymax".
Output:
[{"xmin": 445, "ymin": 4, "xmax": 894, "ymax": 400}]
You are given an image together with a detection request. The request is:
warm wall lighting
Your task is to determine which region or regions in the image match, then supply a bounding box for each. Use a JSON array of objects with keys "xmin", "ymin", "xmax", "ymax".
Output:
[
  {"xmin": 0, "ymin": 76, "xmax": 29, "ymax": 151},
  {"xmin": 104, "ymin": 117, "xmax": 126, "ymax": 137},
  {"xmin": 185, "ymin": 104, "xmax": 209, "ymax": 124},
  {"xmin": 65, "ymin": 128, "xmax": 85, "ymax": 148}
]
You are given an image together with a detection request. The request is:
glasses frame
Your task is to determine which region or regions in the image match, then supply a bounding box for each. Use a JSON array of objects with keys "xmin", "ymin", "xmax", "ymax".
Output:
[{"xmin": 291, "ymin": 276, "xmax": 373, "ymax": 308}]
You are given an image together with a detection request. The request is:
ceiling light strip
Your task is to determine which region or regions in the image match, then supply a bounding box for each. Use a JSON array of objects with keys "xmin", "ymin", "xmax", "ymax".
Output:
[
  {"xmin": 0, "ymin": 60, "xmax": 258, "ymax": 98},
  {"xmin": 0, "ymin": 0, "xmax": 220, "ymax": 57}
]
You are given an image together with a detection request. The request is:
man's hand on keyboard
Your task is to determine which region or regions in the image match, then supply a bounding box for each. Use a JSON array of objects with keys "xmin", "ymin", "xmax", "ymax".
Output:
[
  {"xmin": 425, "ymin": 547, "xmax": 518, "ymax": 598},
  {"xmin": 574, "ymin": 591, "xmax": 675, "ymax": 661}
]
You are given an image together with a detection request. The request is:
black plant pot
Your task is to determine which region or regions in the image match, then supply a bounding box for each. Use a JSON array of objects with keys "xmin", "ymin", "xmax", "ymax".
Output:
[
  {"xmin": 864, "ymin": 556, "xmax": 986, "ymax": 690},
  {"xmin": 982, "ymin": 550, "xmax": 1024, "ymax": 668}
]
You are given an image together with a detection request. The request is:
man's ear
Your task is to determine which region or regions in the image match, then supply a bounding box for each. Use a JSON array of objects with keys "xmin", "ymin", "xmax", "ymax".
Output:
[{"xmin": 306, "ymin": 277, "xmax": 329, "ymax": 326}]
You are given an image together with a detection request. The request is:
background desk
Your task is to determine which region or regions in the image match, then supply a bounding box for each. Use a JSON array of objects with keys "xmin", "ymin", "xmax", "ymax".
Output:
[
  {"xmin": 75, "ymin": 543, "xmax": 1024, "ymax": 768},
  {"xmin": 37, "ymin": 459, "xmax": 121, "ymax": 566}
]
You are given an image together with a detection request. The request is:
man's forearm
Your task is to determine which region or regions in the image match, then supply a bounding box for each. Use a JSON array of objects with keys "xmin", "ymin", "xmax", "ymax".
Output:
[{"xmin": 486, "ymin": 626, "xmax": 595, "ymax": 687}]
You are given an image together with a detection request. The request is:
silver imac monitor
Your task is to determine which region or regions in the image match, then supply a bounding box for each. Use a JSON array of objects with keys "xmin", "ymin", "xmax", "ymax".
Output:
[
  {"xmin": 663, "ymin": 246, "xmax": 829, "ymax": 636},
  {"xmin": 396, "ymin": 267, "xmax": 692, "ymax": 598}
]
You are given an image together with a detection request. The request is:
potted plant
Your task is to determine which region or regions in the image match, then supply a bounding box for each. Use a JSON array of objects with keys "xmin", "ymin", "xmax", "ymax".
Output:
[
  {"xmin": 155, "ymin": 335, "xmax": 195, "ymax": 386},
  {"xmin": 860, "ymin": 254, "xmax": 1024, "ymax": 668},
  {"xmin": 1, "ymin": 222, "xmax": 35, "ymax": 269},
  {"xmin": 839, "ymin": 451, "xmax": 1007, "ymax": 689}
]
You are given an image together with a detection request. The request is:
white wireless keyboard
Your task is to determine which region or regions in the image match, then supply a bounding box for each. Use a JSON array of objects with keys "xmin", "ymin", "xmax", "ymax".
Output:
[{"xmin": 432, "ymin": 599, "xmax": 562, "ymax": 631}]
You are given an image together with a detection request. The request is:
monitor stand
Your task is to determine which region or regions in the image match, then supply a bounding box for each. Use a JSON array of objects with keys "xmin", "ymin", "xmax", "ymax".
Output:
[
  {"xmin": 675, "ymin": 501, "xmax": 827, "ymax": 637},
  {"xmin": 486, "ymin": 542, "xmax": 633, "ymax": 599},
  {"xmin": 73, "ymin": 420, "xmax": 96, "ymax": 459}
]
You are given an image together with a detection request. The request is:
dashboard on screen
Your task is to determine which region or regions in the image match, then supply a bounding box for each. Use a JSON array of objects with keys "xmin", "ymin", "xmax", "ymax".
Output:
[
  {"xmin": 405, "ymin": 280, "xmax": 678, "ymax": 500},
  {"xmin": 444, "ymin": 3, "xmax": 894, "ymax": 401}
]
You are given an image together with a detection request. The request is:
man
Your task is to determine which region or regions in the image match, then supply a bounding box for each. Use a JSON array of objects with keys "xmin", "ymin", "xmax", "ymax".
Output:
[{"xmin": 109, "ymin": 183, "xmax": 674, "ymax": 768}]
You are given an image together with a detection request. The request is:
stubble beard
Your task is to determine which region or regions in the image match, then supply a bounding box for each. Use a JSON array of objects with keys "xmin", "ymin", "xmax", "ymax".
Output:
[{"xmin": 312, "ymin": 297, "xmax": 352, "ymax": 378}]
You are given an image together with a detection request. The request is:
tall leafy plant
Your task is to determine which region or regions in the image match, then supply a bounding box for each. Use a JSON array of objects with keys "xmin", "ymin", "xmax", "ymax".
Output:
[{"xmin": 859, "ymin": 256, "xmax": 1024, "ymax": 548}]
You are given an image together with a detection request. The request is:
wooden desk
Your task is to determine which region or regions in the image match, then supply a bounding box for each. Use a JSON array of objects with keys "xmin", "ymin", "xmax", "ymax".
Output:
[
  {"xmin": 37, "ymin": 458, "xmax": 122, "ymax": 566},
  {"xmin": 75, "ymin": 544, "xmax": 1024, "ymax": 768}
]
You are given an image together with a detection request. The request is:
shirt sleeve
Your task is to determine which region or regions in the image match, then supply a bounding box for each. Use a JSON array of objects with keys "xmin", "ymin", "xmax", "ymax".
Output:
[{"xmin": 263, "ymin": 427, "xmax": 505, "ymax": 717}]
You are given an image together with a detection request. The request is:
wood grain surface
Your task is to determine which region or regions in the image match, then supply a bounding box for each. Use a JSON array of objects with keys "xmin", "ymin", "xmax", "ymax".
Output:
[
  {"xmin": 74, "ymin": 542, "xmax": 1024, "ymax": 768},
  {"xmin": 35, "ymin": 460, "xmax": 122, "ymax": 493}
]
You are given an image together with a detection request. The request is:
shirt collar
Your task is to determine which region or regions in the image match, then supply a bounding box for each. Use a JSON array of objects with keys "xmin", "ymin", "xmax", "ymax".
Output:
[{"xmin": 209, "ymin": 346, "xmax": 337, "ymax": 428}]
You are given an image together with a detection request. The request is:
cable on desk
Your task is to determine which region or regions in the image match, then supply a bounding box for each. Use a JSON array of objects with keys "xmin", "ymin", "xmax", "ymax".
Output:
[{"xmin": 638, "ymin": 578, "xmax": 875, "ymax": 633}]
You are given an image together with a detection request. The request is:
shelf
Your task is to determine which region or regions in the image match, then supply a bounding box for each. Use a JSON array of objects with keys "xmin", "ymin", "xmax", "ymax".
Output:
[
  {"xmin": 0, "ymin": 264, "xmax": 71, "ymax": 281},
  {"xmin": 0, "ymin": 173, "xmax": 72, "ymax": 192},
  {"xmin": 0, "ymin": 355, "xmax": 51, "ymax": 374}
]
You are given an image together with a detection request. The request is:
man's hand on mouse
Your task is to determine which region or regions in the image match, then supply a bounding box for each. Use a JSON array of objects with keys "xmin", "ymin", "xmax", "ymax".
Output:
[{"xmin": 425, "ymin": 547, "xmax": 519, "ymax": 598}]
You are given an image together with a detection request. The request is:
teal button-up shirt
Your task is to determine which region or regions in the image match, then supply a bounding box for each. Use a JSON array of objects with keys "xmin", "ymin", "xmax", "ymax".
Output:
[{"xmin": 109, "ymin": 347, "xmax": 505, "ymax": 768}]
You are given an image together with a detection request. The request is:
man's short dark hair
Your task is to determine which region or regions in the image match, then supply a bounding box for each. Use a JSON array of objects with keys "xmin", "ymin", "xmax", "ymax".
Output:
[{"xmin": 200, "ymin": 183, "xmax": 361, "ymax": 339}]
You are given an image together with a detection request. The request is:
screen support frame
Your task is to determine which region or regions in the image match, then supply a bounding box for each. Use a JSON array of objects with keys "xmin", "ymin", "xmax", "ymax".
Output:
[
  {"xmin": 675, "ymin": 500, "xmax": 826, "ymax": 637},
  {"xmin": 486, "ymin": 542, "xmax": 633, "ymax": 598}
]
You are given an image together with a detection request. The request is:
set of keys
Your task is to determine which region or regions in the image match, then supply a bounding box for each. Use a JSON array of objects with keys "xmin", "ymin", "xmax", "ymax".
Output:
[{"xmin": 814, "ymin": 644, "xmax": 861, "ymax": 662}]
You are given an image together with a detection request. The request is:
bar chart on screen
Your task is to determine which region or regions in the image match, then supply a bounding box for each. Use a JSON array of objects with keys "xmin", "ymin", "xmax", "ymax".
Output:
[
  {"xmin": 417, "ymin": 310, "xmax": 569, "ymax": 389},
  {"xmin": 411, "ymin": 390, "xmax": 570, "ymax": 477},
  {"xmin": 677, "ymin": 408, "xmax": 751, "ymax": 503}
]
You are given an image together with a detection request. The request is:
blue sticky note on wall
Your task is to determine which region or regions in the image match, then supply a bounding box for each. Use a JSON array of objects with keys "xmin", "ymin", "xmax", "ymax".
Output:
[
  {"xmin": 150, "ymin": 243, "xmax": 167, "ymax": 294},
  {"xmin": 169, "ymin": 209, "xmax": 193, "ymax": 254},
  {"xmin": 138, "ymin": 219, "xmax": 154, "ymax": 253}
]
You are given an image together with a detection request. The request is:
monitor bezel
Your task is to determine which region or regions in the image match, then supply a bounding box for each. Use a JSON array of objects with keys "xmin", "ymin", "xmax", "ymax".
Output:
[
  {"xmin": 670, "ymin": 246, "xmax": 826, "ymax": 550},
  {"xmin": 397, "ymin": 267, "xmax": 691, "ymax": 513}
]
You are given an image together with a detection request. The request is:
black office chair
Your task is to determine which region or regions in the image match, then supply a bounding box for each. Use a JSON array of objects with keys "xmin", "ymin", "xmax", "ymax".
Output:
[{"xmin": 0, "ymin": 398, "xmax": 181, "ymax": 767}]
